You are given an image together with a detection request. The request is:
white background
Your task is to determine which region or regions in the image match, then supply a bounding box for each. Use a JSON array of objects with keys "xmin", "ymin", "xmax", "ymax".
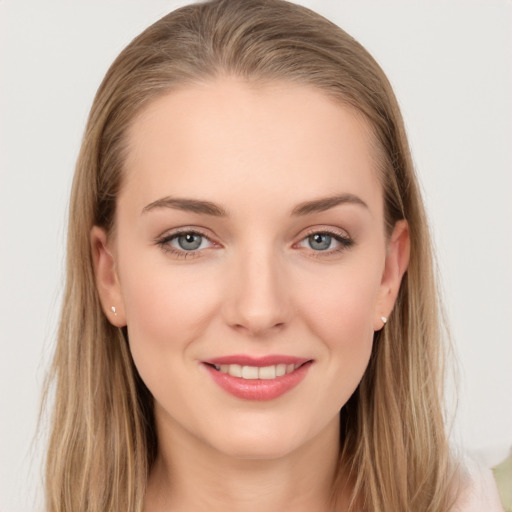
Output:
[{"xmin": 1, "ymin": 1, "xmax": 511, "ymax": 510}]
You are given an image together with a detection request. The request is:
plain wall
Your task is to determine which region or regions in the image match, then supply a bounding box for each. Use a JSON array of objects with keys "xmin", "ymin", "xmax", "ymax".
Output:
[{"xmin": 1, "ymin": 1, "xmax": 511, "ymax": 510}]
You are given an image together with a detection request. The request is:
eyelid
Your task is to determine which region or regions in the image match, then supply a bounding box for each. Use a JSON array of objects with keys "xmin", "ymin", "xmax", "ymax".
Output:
[{"xmin": 300, "ymin": 226, "xmax": 351, "ymax": 240}]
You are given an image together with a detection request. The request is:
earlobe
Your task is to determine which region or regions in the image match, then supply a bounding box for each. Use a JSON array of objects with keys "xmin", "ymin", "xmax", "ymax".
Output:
[
  {"xmin": 374, "ymin": 220, "xmax": 410, "ymax": 330},
  {"xmin": 90, "ymin": 226, "xmax": 126, "ymax": 327}
]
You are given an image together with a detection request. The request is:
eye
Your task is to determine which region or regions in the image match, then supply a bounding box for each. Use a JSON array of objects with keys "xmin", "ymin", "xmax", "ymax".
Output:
[
  {"xmin": 305, "ymin": 233, "xmax": 334, "ymax": 251},
  {"xmin": 156, "ymin": 229, "xmax": 217, "ymax": 258},
  {"xmin": 173, "ymin": 232, "xmax": 207, "ymax": 251},
  {"xmin": 297, "ymin": 229, "xmax": 354, "ymax": 255}
]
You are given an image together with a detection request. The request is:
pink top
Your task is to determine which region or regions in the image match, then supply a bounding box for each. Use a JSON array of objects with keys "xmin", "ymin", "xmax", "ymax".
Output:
[{"xmin": 452, "ymin": 463, "xmax": 504, "ymax": 511}]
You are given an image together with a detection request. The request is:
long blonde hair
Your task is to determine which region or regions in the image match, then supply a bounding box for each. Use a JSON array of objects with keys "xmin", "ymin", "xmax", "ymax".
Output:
[{"xmin": 44, "ymin": 1, "xmax": 458, "ymax": 510}]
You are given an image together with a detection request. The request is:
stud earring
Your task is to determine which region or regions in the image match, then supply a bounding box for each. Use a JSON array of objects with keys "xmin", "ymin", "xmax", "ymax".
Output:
[
  {"xmin": 111, "ymin": 306, "xmax": 117, "ymax": 316},
  {"xmin": 381, "ymin": 316, "xmax": 387, "ymax": 324}
]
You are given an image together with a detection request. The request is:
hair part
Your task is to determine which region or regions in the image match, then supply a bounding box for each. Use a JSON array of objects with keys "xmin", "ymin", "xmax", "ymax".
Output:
[{"xmin": 44, "ymin": 1, "xmax": 458, "ymax": 511}]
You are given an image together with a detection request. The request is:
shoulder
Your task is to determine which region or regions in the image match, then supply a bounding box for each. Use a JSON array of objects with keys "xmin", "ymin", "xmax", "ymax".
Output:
[{"xmin": 451, "ymin": 460, "xmax": 505, "ymax": 512}]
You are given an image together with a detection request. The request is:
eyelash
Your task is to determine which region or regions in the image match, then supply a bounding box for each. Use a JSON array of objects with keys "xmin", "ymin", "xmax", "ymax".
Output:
[
  {"xmin": 298, "ymin": 228, "xmax": 354, "ymax": 258},
  {"xmin": 155, "ymin": 228, "xmax": 215, "ymax": 259},
  {"xmin": 155, "ymin": 228, "xmax": 354, "ymax": 259}
]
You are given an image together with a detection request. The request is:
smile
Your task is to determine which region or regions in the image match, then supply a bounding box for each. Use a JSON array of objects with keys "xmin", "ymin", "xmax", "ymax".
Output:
[
  {"xmin": 210, "ymin": 363, "xmax": 302, "ymax": 380},
  {"xmin": 202, "ymin": 355, "xmax": 313, "ymax": 401}
]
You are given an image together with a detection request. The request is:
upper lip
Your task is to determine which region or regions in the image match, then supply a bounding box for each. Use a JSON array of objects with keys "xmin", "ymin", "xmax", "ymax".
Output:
[{"xmin": 203, "ymin": 354, "xmax": 312, "ymax": 367}]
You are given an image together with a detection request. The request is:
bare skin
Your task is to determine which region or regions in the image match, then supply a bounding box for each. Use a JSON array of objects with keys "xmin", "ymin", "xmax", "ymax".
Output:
[
  {"xmin": 92, "ymin": 77, "xmax": 409, "ymax": 511},
  {"xmin": 145, "ymin": 409, "xmax": 341, "ymax": 512}
]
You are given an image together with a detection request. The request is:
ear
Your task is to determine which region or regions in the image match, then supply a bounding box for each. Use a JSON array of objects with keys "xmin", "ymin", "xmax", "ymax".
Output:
[
  {"xmin": 90, "ymin": 226, "xmax": 127, "ymax": 327},
  {"xmin": 374, "ymin": 219, "xmax": 410, "ymax": 331}
]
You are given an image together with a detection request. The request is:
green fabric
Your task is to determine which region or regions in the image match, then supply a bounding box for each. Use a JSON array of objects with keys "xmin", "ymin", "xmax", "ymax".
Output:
[{"xmin": 493, "ymin": 453, "xmax": 512, "ymax": 512}]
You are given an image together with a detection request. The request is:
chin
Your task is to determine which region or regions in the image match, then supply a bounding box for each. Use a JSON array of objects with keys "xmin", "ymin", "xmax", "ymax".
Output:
[
  {"xmin": 212, "ymin": 436, "xmax": 301, "ymax": 461},
  {"xmin": 202, "ymin": 415, "xmax": 324, "ymax": 461}
]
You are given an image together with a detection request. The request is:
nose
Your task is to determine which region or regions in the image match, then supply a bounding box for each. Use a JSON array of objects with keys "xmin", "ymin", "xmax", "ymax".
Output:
[{"xmin": 222, "ymin": 245, "xmax": 292, "ymax": 337}]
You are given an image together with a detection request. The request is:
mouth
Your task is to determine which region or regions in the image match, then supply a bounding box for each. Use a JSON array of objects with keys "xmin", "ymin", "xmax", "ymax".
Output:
[
  {"xmin": 204, "ymin": 361, "xmax": 308, "ymax": 380},
  {"xmin": 201, "ymin": 355, "xmax": 313, "ymax": 400}
]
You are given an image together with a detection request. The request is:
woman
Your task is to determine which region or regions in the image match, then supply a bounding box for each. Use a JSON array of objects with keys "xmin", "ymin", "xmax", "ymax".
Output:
[{"xmin": 43, "ymin": 1, "xmax": 504, "ymax": 511}]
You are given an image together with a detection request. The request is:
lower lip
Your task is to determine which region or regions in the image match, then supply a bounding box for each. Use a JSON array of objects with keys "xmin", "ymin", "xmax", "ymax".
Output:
[{"xmin": 203, "ymin": 362, "xmax": 312, "ymax": 401}]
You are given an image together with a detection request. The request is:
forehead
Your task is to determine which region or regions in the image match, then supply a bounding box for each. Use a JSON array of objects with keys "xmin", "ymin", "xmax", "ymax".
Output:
[{"xmin": 121, "ymin": 77, "xmax": 383, "ymax": 219}]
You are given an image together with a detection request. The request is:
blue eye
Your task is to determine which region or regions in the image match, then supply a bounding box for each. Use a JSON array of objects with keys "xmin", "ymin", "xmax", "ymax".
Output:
[
  {"xmin": 307, "ymin": 233, "xmax": 333, "ymax": 251},
  {"xmin": 157, "ymin": 230, "xmax": 215, "ymax": 258},
  {"xmin": 297, "ymin": 230, "xmax": 354, "ymax": 255},
  {"xmin": 174, "ymin": 233, "xmax": 204, "ymax": 251}
]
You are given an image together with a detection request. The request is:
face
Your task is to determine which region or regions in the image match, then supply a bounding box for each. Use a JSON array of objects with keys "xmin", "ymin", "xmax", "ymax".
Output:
[{"xmin": 92, "ymin": 78, "xmax": 409, "ymax": 461}]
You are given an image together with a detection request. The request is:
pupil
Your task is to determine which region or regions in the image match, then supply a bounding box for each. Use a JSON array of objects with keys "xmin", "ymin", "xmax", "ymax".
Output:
[
  {"xmin": 309, "ymin": 233, "xmax": 331, "ymax": 251},
  {"xmin": 178, "ymin": 233, "xmax": 202, "ymax": 250}
]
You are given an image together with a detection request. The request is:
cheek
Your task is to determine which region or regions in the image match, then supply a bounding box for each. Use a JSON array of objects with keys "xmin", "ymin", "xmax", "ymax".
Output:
[
  {"xmin": 297, "ymin": 261, "xmax": 382, "ymax": 346},
  {"xmin": 295, "ymin": 259, "xmax": 382, "ymax": 405},
  {"xmin": 118, "ymin": 255, "xmax": 221, "ymax": 369},
  {"xmin": 276, "ymin": 263, "xmax": 381, "ymax": 430}
]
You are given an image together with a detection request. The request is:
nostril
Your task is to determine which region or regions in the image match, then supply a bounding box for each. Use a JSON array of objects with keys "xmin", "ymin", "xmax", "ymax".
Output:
[{"xmin": 233, "ymin": 320, "xmax": 286, "ymax": 335}]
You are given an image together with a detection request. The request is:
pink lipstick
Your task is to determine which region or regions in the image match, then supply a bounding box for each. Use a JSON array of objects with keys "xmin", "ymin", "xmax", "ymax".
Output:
[{"xmin": 202, "ymin": 355, "xmax": 312, "ymax": 401}]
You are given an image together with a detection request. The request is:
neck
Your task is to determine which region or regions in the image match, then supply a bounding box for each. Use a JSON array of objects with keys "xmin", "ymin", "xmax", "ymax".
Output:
[{"xmin": 145, "ymin": 412, "xmax": 348, "ymax": 512}]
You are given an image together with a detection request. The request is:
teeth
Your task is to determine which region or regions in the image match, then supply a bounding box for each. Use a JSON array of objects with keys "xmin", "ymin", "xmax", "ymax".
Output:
[
  {"xmin": 215, "ymin": 363, "xmax": 302, "ymax": 379},
  {"xmin": 227, "ymin": 364, "xmax": 242, "ymax": 377},
  {"xmin": 242, "ymin": 366, "xmax": 259, "ymax": 379},
  {"xmin": 258, "ymin": 365, "xmax": 276, "ymax": 380},
  {"xmin": 276, "ymin": 364, "xmax": 287, "ymax": 377}
]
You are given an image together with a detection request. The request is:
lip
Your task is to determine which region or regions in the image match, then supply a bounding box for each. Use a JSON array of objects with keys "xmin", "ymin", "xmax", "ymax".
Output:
[
  {"xmin": 204, "ymin": 354, "xmax": 311, "ymax": 367},
  {"xmin": 202, "ymin": 355, "xmax": 313, "ymax": 401}
]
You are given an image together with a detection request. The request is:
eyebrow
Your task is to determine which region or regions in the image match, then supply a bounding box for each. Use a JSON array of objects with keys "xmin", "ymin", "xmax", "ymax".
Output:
[
  {"xmin": 142, "ymin": 197, "xmax": 228, "ymax": 216},
  {"xmin": 291, "ymin": 194, "xmax": 368, "ymax": 215},
  {"xmin": 141, "ymin": 193, "xmax": 367, "ymax": 217}
]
